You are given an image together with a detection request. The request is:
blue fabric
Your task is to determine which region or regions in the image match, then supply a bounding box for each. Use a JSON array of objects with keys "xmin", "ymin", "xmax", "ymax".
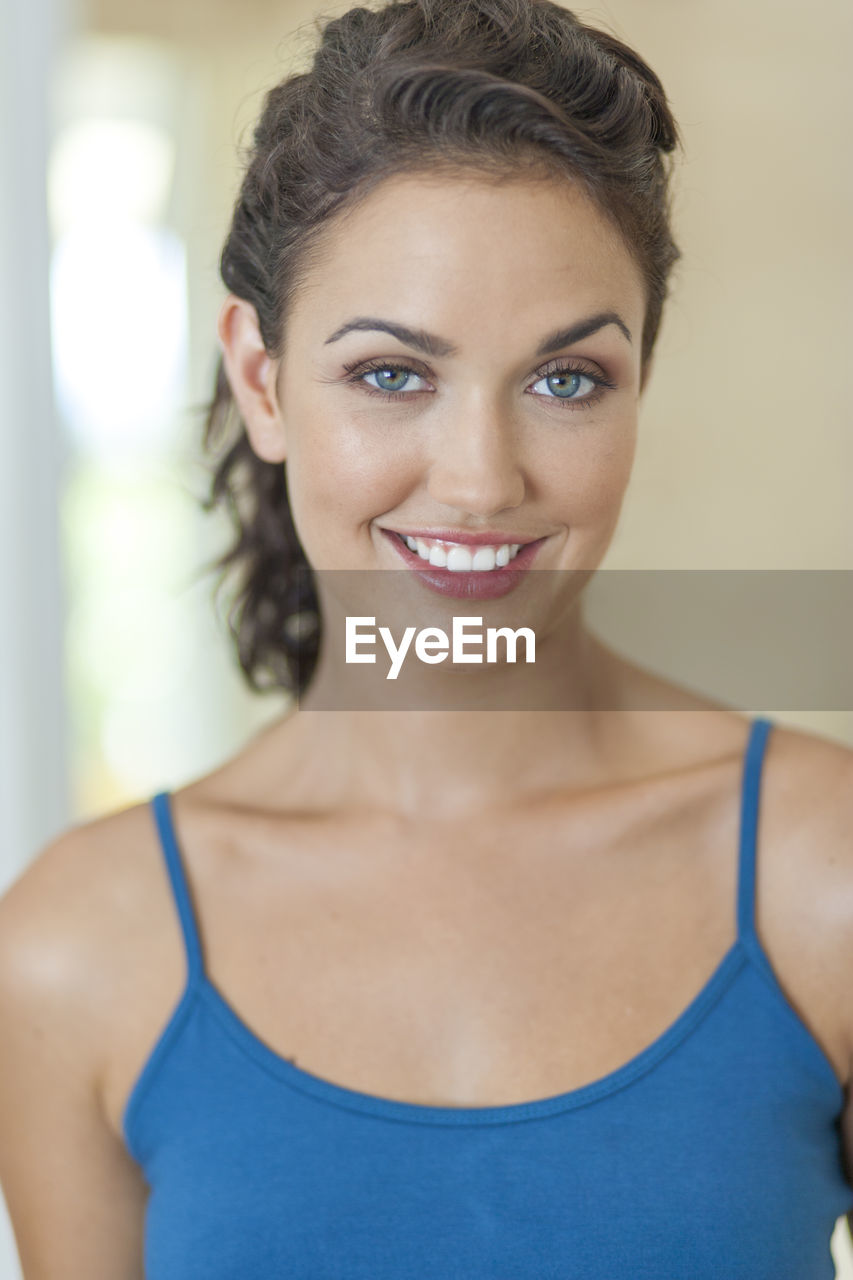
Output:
[{"xmin": 125, "ymin": 717, "xmax": 852, "ymax": 1277}]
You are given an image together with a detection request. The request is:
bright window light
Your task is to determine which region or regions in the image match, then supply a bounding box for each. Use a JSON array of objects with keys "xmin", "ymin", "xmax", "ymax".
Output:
[{"xmin": 50, "ymin": 221, "xmax": 187, "ymax": 454}]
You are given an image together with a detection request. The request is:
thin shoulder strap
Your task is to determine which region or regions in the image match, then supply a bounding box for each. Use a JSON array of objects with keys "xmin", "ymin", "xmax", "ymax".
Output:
[
  {"xmin": 149, "ymin": 791, "xmax": 205, "ymax": 986},
  {"xmin": 736, "ymin": 716, "xmax": 774, "ymax": 949}
]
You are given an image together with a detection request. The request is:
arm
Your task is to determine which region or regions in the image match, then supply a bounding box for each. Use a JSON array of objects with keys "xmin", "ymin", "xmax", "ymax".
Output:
[{"xmin": 0, "ymin": 831, "xmax": 147, "ymax": 1279}]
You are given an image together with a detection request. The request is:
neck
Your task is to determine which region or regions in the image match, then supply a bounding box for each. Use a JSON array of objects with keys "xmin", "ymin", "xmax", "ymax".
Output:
[{"xmin": 285, "ymin": 621, "xmax": 639, "ymax": 821}]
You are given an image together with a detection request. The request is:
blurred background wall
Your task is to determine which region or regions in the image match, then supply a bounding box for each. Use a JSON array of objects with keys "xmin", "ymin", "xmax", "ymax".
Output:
[{"xmin": 0, "ymin": 0, "xmax": 851, "ymax": 1274}]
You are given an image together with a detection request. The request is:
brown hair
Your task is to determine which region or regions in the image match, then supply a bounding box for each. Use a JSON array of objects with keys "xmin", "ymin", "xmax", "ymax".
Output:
[{"xmin": 199, "ymin": 0, "xmax": 681, "ymax": 699}]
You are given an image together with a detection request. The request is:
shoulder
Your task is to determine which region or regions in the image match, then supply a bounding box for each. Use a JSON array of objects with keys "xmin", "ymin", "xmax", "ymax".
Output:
[
  {"xmin": 762, "ymin": 720, "xmax": 853, "ymax": 865},
  {"xmin": 760, "ymin": 720, "xmax": 853, "ymax": 929},
  {"xmin": 0, "ymin": 806, "xmax": 161, "ymax": 1274},
  {"xmin": 756, "ymin": 720, "xmax": 853, "ymax": 1081},
  {"xmin": 0, "ymin": 799, "xmax": 173, "ymax": 1085}
]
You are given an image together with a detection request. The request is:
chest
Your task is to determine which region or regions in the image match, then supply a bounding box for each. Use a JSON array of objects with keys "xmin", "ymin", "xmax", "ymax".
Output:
[{"xmin": 123, "ymin": 784, "xmax": 743, "ymax": 1118}]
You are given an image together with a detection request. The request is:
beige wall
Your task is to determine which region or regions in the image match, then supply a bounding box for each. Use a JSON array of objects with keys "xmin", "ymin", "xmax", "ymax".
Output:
[
  {"xmin": 81, "ymin": 0, "xmax": 852, "ymax": 740},
  {"xmin": 591, "ymin": 0, "xmax": 852, "ymax": 571}
]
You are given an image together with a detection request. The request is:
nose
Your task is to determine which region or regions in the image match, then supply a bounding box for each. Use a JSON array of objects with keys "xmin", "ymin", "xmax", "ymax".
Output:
[{"xmin": 425, "ymin": 398, "xmax": 526, "ymax": 517}]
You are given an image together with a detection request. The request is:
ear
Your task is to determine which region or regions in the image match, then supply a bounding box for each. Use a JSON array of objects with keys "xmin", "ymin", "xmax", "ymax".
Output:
[{"xmin": 217, "ymin": 295, "xmax": 287, "ymax": 463}]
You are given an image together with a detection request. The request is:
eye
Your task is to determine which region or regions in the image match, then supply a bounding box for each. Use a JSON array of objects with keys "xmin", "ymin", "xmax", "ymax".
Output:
[
  {"xmin": 346, "ymin": 361, "xmax": 430, "ymax": 398},
  {"xmin": 529, "ymin": 367, "xmax": 600, "ymax": 404}
]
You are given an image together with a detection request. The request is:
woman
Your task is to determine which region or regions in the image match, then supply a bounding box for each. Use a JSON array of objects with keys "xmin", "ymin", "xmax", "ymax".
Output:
[{"xmin": 1, "ymin": 0, "xmax": 851, "ymax": 1275}]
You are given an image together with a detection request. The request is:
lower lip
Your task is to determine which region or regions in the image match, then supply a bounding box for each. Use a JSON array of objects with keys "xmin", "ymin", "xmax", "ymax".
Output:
[{"xmin": 381, "ymin": 530, "xmax": 547, "ymax": 600}]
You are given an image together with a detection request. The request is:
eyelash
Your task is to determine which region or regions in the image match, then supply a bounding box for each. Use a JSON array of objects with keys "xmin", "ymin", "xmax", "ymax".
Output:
[{"xmin": 341, "ymin": 357, "xmax": 617, "ymax": 411}]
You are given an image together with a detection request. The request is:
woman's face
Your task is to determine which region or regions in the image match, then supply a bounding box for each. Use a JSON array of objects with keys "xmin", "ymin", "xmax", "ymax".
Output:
[
  {"xmin": 224, "ymin": 169, "xmax": 648, "ymax": 625},
  {"xmin": 275, "ymin": 171, "xmax": 645, "ymax": 567}
]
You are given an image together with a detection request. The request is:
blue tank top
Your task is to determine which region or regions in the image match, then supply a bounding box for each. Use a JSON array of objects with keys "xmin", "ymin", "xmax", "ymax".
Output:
[{"xmin": 124, "ymin": 717, "xmax": 852, "ymax": 1277}]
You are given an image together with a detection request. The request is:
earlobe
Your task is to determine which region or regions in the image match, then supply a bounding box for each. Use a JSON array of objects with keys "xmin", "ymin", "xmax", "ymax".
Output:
[{"xmin": 216, "ymin": 295, "xmax": 287, "ymax": 463}]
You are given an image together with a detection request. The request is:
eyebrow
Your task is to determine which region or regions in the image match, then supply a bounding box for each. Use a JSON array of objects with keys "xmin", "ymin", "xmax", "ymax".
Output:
[{"xmin": 323, "ymin": 310, "xmax": 632, "ymax": 357}]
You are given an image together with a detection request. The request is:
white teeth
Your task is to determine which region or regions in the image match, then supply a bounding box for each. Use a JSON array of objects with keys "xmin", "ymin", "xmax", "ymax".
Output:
[
  {"xmin": 398, "ymin": 534, "xmax": 527, "ymax": 571},
  {"xmin": 471, "ymin": 546, "xmax": 496, "ymax": 571},
  {"xmin": 445, "ymin": 546, "xmax": 472, "ymax": 572}
]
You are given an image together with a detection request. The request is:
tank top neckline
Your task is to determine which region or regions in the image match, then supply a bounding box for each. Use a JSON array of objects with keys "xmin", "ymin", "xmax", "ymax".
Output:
[{"xmin": 133, "ymin": 716, "xmax": 843, "ymax": 1130}]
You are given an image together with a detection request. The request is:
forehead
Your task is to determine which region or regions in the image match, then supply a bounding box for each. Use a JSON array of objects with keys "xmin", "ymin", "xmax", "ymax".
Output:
[{"xmin": 290, "ymin": 170, "xmax": 646, "ymax": 335}]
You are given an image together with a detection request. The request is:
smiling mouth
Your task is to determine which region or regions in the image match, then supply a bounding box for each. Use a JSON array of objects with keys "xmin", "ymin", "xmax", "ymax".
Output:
[
  {"xmin": 378, "ymin": 529, "xmax": 548, "ymax": 604},
  {"xmin": 384, "ymin": 531, "xmax": 544, "ymax": 573}
]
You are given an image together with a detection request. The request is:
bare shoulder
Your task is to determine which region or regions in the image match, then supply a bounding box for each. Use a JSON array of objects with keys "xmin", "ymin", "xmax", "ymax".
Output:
[
  {"xmin": 0, "ymin": 801, "xmax": 168, "ymax": 1277},
  {"xmin": 756, "ymin": 721, "xmax": 853, "ymax": 1081},
  {"xmin": 761, "ymin": 720, "xmax": 853, "ymax": 933},
  {"xmin": 0, "ymin": 798, "xmax": 175, "ymax": 1090},
  {"xmin": 762, "ymin": 720, "xmax": 853, "ymax": 870},
  {"xmin": 763, "ymin": 723, "xmax": 853, "ymax": 1199}
]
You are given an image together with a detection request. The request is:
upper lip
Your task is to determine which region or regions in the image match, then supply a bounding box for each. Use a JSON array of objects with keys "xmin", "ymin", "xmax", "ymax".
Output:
[{"xmin": 383, "ymin": 527, "xmax": 544, "ymax": 547}]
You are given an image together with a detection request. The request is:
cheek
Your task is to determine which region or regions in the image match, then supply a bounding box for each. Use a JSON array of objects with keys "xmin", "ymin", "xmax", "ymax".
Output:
[
  {"xmin": 285, "ymin": 412, "xmax": 414, "ymax": 541},
  {"xmin": 539, "ymin": 418, "xmax": 637, "ymax": 523}
]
